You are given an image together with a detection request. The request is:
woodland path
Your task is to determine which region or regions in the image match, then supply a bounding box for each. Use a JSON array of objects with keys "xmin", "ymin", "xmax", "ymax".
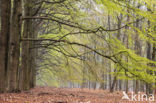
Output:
[{"xmin": 0, "ymin": 87, "xmax": 154, "ymax": 103}]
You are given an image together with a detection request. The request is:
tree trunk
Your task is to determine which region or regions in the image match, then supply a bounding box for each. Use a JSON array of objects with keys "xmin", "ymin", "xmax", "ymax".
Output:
[
  {"xmin": 0, "ymin": 0, "xmax": 11, "ymax": 93},
  {"xmin": 29, "ymin": 37, "xmax": 37, "ymax": 88},
  {"xmin": 7, "ymin": 0, "xmax": 22, "ymax": 92},
  {"xmin": 152, "ymin": 45, "xmax": 156, "ymax": 94},
  {"xmin": 20, "ymin": 0, "xmax": 37, "ymax": 90},
  {"xmin": 134, "ymin": 17, "xmax": 141, "ymax": 94},
  {"xmin": 19, "ymin": 0, "xmax": 31, "ymax": 90},
  {"xmin": 146, "ymin": 42, "xmax": 153, "ymax": 95},
  {"xmin": 110, "ymin": 76, "xmax": 117, "ymax": 92}
]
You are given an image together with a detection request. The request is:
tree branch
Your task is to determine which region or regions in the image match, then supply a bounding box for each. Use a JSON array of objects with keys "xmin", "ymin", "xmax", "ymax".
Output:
[
  {"xmin": 35, "ymin": 0, "xmax": 66, "ymax": 5},
  {"xmin": 22, "ymin": 16, "xmax": 144, "ymax": 33}
]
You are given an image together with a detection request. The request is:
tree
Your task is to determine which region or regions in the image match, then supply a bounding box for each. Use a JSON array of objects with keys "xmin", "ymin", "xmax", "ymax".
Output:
[
  {"xmin": 0, "ymin": 0, "xmax": 11, "ymax": 93},
  {"xmin": 7, "ymin": 0, "xmax": 22, "ymax": 92}
]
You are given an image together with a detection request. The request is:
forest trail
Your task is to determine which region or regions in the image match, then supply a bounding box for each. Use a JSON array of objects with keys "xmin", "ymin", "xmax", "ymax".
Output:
[{"xmin": 0, "ymin": 87, "xmax": 154, "ymax": 103}]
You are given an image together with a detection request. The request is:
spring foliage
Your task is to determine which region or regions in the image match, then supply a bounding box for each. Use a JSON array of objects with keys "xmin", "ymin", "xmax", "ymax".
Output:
[{"xmin": 37, "ymin": 0, "xmax": 156, "ymax": 87}]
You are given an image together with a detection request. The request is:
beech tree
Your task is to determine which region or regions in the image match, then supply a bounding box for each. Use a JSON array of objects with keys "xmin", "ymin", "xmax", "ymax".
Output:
[{"xmin": 0, "ymin": 0, "xmax": 11, "ymax": 93}]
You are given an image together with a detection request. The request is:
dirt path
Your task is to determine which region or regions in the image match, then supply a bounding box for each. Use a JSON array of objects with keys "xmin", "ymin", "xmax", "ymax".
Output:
[{"xmin": 0, "ymin": 87, "xmax": 154, "ymax": 103}]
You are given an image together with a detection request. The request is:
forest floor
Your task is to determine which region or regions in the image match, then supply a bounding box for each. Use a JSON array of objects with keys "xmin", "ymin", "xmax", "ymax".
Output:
[{"xmin": 0, "ymin": 86, "xmax": 155, "ymax": 103}]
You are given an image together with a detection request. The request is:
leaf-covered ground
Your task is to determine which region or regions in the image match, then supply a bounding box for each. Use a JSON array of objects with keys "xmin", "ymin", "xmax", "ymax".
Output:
[{"xmin": 0, "ymin": 87, "xmax": 155, "ymax": 103}]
